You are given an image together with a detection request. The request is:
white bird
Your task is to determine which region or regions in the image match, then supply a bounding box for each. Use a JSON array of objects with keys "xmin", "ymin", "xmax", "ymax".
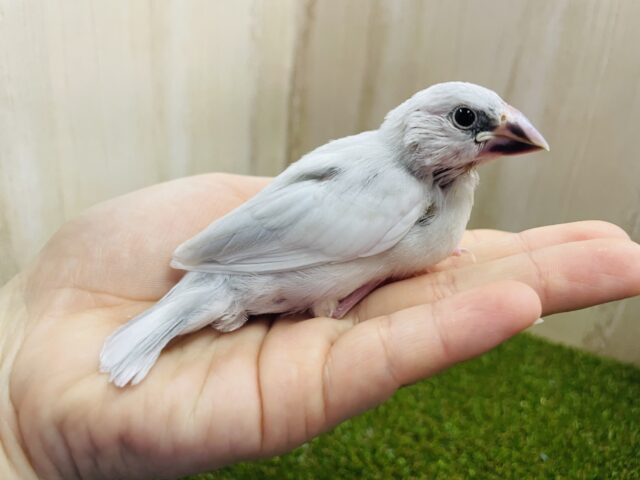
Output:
[{"xmin": 100, "ymin": 82, "xmax": 549, "ymax": 387}]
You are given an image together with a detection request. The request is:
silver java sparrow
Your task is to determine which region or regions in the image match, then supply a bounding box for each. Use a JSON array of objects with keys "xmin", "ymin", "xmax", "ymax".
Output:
[{"xmin": 100, "ymin": 81, "xmax": 549, "ymax": 387}]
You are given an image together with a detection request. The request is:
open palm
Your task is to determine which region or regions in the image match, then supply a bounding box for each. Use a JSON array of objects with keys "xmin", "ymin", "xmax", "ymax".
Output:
[{"xmin": 2, "ymin": 173, "xmax": 639, "ymax": 480}]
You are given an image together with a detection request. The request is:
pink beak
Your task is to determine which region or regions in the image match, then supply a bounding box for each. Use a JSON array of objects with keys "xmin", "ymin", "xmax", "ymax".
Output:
[{"xmin": 477, "ymin": 105, "xmax": 549, "ymax": 156}]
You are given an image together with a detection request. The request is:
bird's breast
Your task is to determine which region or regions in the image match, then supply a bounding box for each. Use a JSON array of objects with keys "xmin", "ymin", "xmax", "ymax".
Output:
[{"xmin": 385, "ymin": 170, "xmax": 478, "ymax": 277}]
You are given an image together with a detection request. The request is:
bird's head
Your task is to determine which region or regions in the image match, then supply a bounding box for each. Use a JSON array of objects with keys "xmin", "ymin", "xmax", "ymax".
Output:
[{"xmin": 381, "ymin": 82, "xmax": 549, "ymax": 184}]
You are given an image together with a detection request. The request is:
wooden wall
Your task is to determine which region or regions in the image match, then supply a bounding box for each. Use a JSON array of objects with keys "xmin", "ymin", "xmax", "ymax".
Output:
[{"xmin": 1, "ymin": 0, "xmax": 639, "ymax": 364}]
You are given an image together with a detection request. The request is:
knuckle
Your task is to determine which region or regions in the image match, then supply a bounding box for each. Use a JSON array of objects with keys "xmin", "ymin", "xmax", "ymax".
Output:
[
  {"xmin": 321, "ymin": 350, "xmax": 335, "ymax": 425},
  {"xmin": 524, "ymin": 249, "xmax": 549, "ymax": 305},
  {"xmin": 430, "ymin": 269, "xmax": 460, "ymax": 301},
  {"xmin": 376, "ymin": 315, "xmax": 403, "ymax": 387},
  {"xmin": 429, "ymin": 302, "xmax": 454, "ymax": 362}
]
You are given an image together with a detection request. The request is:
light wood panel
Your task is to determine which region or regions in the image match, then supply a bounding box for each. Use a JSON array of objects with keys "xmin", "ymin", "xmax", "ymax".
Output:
[{"xmin": 1, "ymin": 0, "xmax": 638, "ymax": 364}]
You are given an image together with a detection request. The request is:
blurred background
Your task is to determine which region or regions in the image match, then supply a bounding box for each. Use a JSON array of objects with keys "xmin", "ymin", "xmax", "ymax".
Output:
[{"xmin": 1, "ymin": 0, "xmax": 638, "ymax": 365}]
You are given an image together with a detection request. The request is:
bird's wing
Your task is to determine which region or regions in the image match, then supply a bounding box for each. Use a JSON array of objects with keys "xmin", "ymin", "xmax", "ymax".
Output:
[{"xmin": 171, "ymin": 166, "xmax": 427, "ymax": 274}]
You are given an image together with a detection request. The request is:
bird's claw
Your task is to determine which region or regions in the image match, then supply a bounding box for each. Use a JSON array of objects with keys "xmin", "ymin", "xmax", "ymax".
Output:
[{"xmin": 451, "ymin": 247, "xmax": 477, "ymax": 264}]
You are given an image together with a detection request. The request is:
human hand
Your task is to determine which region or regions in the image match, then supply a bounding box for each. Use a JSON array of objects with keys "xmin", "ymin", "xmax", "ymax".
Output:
[{"xmin": 1, "ymin": 174, "xmax": 639, "ymax": 479}]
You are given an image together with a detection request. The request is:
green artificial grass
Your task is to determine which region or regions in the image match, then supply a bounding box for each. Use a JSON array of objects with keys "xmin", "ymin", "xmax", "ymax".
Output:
[{"xmin": 186, "ymin": 334, "xmax": 640, "ymax": 479}]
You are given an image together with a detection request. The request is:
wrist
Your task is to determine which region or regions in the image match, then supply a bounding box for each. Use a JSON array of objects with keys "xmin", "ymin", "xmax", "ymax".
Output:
[{"xmin": 0, "ymin": 275, "xmax": 38, "ymax": 479}]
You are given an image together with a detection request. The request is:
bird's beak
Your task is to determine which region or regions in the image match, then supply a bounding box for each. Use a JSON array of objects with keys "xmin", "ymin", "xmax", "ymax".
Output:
[{"xmin": 476, "ymin": 105, "xmax": 549, "ymax": 156}]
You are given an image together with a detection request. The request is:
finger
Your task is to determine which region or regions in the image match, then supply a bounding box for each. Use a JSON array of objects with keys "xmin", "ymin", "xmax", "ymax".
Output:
[
  {"xmin": 355, "ymin": 238, "xmax": 640, "ymax": 321},
  {"xmin": 323, "ymin": 281, "xmax": 541, "ymax": 424},
  {"xmin": 438, "ymin": 221, "xmax": 630, "ymax": 271},
  {"xmin": 460, "ymin": 228, "xmax": 511, "ymax": 247}
]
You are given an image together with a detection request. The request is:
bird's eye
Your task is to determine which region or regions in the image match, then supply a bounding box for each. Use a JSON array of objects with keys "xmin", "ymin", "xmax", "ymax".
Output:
[{"xmin": 452, "ymin": 107, "xmax": 477, "ymax": 129}]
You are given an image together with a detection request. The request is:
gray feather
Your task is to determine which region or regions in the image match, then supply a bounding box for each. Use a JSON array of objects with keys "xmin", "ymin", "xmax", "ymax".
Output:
[
  {"xmin": 100, "ymin": 82, "xmax": 546, "ymax": 387},
  {"xmin": 171, "ymin": 152, "xmax": 429, "ymax": 274},
  {"xmin": 100, "ymin": 274, "xmax": 243, "ymax": 387}
]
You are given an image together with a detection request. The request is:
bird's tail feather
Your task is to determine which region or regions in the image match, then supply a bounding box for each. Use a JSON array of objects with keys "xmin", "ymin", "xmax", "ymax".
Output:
[
  {"xmin": 100, "ymin": 304, "xmax": 181, "ymax": 387},
  {"xmin": 100, "ymin": 277, "xmax": 232, "ymax": 387}
]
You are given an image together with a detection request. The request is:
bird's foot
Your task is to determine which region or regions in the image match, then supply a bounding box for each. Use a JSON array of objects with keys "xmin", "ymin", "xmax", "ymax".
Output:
[
  {"xmin": 312, "ymin": 299, "xmax": 340, "ymax": 319},
  {"xmin": 330, "ymin": 279, "xmax": 385, "ymax": 319},
  {"xmin": 211, "ymin": 311, "xmax": 249, "ymax": 333},
  {"xmin": 451, "ymin": 246, "xmax": 477, "ymax": 263}
]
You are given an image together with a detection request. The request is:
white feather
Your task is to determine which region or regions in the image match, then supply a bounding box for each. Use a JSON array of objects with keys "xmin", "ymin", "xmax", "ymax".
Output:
[
  {"xmin": 100, "ymin": 82, "xmax": 531, "ymax": 386},
  {"xmin": 171, "ymin": 145, "xmax": 430, "ymax": 273}
]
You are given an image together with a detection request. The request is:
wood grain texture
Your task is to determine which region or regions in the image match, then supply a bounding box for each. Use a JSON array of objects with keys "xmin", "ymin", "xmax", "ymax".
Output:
[{"xmin": 1, "ymin": 0, "xmax": 638, "ymax": 363}]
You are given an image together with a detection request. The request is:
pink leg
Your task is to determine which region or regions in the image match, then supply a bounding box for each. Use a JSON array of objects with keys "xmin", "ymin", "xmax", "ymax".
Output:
[
  {"xmin": 332, "ymin": 279, "xmax": 384, "ymax": 319},
  {"xmin": 452, "ymin": 246, "xmax": 477, "ymax": 263}
]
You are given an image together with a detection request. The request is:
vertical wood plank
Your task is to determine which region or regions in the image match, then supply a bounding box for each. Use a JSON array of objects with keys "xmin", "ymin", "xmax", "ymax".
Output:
[{"xmin": 0, "ymin": 0, "xmax": 638, "ymax": 364}]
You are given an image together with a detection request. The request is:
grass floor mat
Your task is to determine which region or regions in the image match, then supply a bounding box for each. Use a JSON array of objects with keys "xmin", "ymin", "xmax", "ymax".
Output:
[{"xmin": 186, "ymin": 334, "xmax": 640, "ymax": 479}]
